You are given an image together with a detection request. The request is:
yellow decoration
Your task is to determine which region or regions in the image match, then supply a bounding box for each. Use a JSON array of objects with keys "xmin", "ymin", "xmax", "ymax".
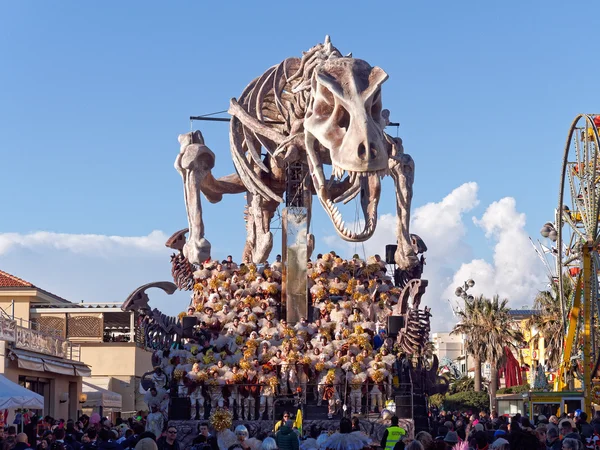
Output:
[
  {"xmin": 315, "ymin": 288, "xmax": 326, "ymax": 300},
  {"xmin": 315, "ymin": 362, "xmax": 325, "ymax": 372},
  {"xmin": 235, "ymin": 336, "xmax": 243, "ymax": 345},
  {"xmin": 233, "ymin": 372, "xmax": 244, "ymax": 383},
  {"xmin": 197, "ymin": 372, "xmax": 208, "ymax": 382},
  {"xmin": 325, "ymin": 369, "xmax": 336, "ymax": 384},
  {"xmin": 268, "ymin": 375, "xmax": 279, "ymax": 389},
  {"xmin": 193, "ymin": 283, "xmax": 203, "ymax": 292},
  {"xmin": 239, "ymin": 360, "xmax": 250, "ymax": 371},
  {"xmin": 209, "ymin": 407, "xmax": 233, "ymax": 432},
  {"xmin": 173, "ymin": 369, "xmax": 184, "ymax": 381},
  {"xmin": 372, "ymin": 370, "xmax": 384, "ymax": 384}
]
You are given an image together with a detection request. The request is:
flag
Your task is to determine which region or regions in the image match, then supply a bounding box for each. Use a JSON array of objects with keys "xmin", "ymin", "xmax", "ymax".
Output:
[{"xmin": 293, "ymin": 408, "xmax": 302, "ymax": 436}]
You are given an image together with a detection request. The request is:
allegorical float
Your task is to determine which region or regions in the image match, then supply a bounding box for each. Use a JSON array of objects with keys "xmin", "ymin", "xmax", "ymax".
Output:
[{"xmin": 122, "ymin": 37, "xmax": 445, "ymax": 448}]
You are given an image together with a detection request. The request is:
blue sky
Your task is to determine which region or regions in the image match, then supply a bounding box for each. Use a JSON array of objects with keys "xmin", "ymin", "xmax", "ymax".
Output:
[{"xmin": 1, "ymin": 1, "xmax": 598, "ymax": 329}]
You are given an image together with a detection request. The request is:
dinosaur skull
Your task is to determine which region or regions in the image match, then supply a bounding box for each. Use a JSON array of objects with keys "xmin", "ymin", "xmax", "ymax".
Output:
[{"xmin": 304, "ymin": 58, "xmax": 389, "ymax": 241}]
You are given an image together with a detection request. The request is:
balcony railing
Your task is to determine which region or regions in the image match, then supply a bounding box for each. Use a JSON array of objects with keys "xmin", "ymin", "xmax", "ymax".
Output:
[{"xmin": 0, "ymin": 312, "xmax": 81, "ymax": 361}]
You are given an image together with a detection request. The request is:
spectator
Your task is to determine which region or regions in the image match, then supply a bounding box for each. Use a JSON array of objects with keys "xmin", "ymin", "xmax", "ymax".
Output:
[
  {"xmin": 404, "ymin": 441, "xmax": 423, "ymax": 450},
  {"xmin": 490, "ymin": 438, "xmax": 509, "ymax": 450},
  {"xmin": 133, "ymin": 439, "xmax": 157, "ymax": 450},
  {"xmin": 560, "ymin": 419, "xmax": 582, "ymax": 442},
  {"xmin": 275, "ymin": 420, "xmax": 298, "ymax": 450},
  {"xmin": 97, "ymin": 429, "xmax": 123, "ymax": 450},
  {"xmin": 14, "ymin": 433, "xmax": 33, "ymax": 450},
  {"xmin": 577, "ymin": 412, "xmax": 593, "ymax": 439},
  {"xmin": 561, "ymin": 437, "xmax": 582, "ymax": 450},
  {"xmin": 259, "ymin": 438, "xmax": 277, "ymax": 450},
  {"xmin": 274, "ymin": 412, "xmax": 290, "ymax": 433},
  {"xmin": 157, "ymin": 427, "xmax": 179, "ymax": 450}
]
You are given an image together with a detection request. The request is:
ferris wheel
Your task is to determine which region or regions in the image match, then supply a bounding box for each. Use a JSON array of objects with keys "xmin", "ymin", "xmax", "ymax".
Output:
[{"xmin": 542, "ymin": 114, "xmax": 600, "ymax": 413}]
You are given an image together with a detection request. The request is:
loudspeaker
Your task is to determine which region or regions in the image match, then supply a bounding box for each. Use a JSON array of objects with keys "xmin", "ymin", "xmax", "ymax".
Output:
[
  {"xmin": 385, "ymin": 245, "xmax": 397, "ymax": 265},
  {"xmin": 182, "ymin": 316, "xmax": 198, "ymax": 338},
  {"xmin": 169, "ymin": 397, "xmax": 191, "ymax": 420},
  {"xmin": 387, "ymin": 316, "xmax": 405, "ymax": 337},
  {"xmin": 395, "ymin": 396, "xmax": 413, "ymax": 419}
]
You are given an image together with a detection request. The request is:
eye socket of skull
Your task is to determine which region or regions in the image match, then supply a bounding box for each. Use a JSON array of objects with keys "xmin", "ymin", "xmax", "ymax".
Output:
[{"xmin": 313, "ymin": 84, "xmax": 335, "ymax": 119}]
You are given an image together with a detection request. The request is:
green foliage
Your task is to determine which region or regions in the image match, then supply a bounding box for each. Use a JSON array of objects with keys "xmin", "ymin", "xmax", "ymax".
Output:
[
  {"xmin": 429, "ymin": 393, "xmax": 444, "ymax": 408},
  {"xmin": 449, "ymin": 376, "xmax": 475, "ymax": 394},
  {"xmin": 443, "ymin": 391, "xmax": 490, "ymax": 413},
  {"xmin": 497, "ymin": 383, "xmax": 530, "ymax": 395}
]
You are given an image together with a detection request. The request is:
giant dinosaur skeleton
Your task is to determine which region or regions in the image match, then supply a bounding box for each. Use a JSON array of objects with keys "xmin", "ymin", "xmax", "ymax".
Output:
[
  {"xmin": 122, "ymin": 38, "xmax": 434, "ymax": 384},
  {"xmin": 174, "ymin": 36, "xmax": 421, "ymax": 270}
]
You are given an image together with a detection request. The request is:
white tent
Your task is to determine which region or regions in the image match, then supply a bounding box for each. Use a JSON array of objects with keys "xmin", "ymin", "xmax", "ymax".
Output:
[
  {"xmin": 81, "ymin": 381, "xmax": 122, "ymax": 410},
  {"xmin": 0, "ymin": 374, "xmax": 43, "ymax": 410}
]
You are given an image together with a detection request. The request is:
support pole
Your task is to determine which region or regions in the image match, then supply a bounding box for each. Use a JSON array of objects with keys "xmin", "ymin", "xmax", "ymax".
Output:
[
  {"xmin": 282, "ymin": 207, "xmax": 308, "ymax": 325},
  {"xmin": 583, "ymin": 244, "xmax": 592, "ymax": 415}
]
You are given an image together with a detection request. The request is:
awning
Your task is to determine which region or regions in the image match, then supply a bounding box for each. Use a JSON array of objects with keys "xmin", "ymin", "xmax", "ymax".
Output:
[
  {"xmin": 43, "ymin": 360, "xmax": 74, "ymax": 376},
  {"xmin": 82, "ymin": 377, "xmax": 130, "ymax": 392},
  {"xmin": 15, "ymin": 354, "xmax": 44, "ymax": 372},
  {"xmin": 9, "ymin": 349, "xmax": 91, "ymax": 377},
  {"xmin": 81, "ymin": 382, "xmax": 122, "ymax": 410},
  {"xmin": 0, "ymin": 375, "xmax": 43, "ymax": 410}
]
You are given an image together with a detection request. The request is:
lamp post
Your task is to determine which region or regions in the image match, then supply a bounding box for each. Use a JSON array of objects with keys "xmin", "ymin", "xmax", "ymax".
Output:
[
  {"xmin": 455, "ymin": 279, "xmax": 475, "ymax": 303},
  {"xmin": 455, "ymin": 279, "xmax": 475, "ymax": 375}
]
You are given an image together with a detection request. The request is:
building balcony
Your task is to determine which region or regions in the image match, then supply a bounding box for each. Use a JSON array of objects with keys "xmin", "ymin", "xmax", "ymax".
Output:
[{"xmin": 0, "ymin": 313, "xmax": 81, "ymax": 361}]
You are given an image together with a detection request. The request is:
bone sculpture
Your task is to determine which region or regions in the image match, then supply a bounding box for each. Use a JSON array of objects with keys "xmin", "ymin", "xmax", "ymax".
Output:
[{"xmin": 175, "ymin": 36, "xmax": 423, "ymax": 270}]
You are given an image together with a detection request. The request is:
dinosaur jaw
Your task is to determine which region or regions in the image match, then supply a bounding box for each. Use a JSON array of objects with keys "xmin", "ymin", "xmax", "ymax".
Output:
[
  {"xmin": 305, "ymin": 132, "xmax": 385, "ymax": 242},
  {"xmin": 321, "ymin": 171, "xmax": 381, "ymax": 241}
]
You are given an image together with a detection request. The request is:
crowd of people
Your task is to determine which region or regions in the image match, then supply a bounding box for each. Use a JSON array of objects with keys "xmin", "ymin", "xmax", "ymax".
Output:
[
  {"xmin": 414, "ymin": 409, "xmax": 600, "ymax": 450},
  {"xmin": 145, "ymin": 252, "xmax": 416, "ymax": 421},
  {"xmin": 0, "ymin": 412, "xmax": 397, "ymax": 450}
]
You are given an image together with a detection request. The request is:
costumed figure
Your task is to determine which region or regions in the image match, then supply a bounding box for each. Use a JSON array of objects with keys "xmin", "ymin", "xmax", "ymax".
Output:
[
  {"xmin": 207, "ymin": 369, "xmax": 225, "ymax": 409},
  {"xmin": 243, "ymin": 365, "xmax": 260, "ymax": 420},
  {"xmin": 187, "ymin": 363, "xmax": 207, "ymax": 420},
  {"xmin": 258, "ymin": 365, "xmax": 277, "ymax": 419},
  {"xmin": 348, "ymin": 364, "xmax": 367, "ymax": 415}
]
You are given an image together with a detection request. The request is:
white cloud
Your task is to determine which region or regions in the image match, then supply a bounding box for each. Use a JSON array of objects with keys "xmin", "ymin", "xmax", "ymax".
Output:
[
  {"xmin": 443, "ymin": 197, "xmax": 546, "ymax": 311},
  {"xmin": 0, "ymin": 230, "xmax": 168, "ymax": 257},
  {"xmin": 0, "ymin": 230, "xmax": 189, "ymax": 315}
]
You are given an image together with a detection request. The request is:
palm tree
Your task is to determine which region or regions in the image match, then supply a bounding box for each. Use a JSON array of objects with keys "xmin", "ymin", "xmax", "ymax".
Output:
[
  {"xmin": 452, "ymin": 295, "xmax": 524, "ymax": 406},
  {"xmin": 478, "ymin": 295, "xmax": 524, "ymax": 411},
  {"xmin": 451, "ymin": 295, "xmax": 486, "ymax": 392},
  {"xmin": 527, "ymin": 275, "xmax": 572, "ymax": 370}
]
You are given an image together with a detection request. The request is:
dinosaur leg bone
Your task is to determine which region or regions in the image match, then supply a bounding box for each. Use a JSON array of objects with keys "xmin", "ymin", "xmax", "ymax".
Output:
[
  {"xmin": 176, "ymin": 131, "xmax": 215, "ymax": 265},
  {"xmin": 243, "ymin": 193, "xmax": 279, "ymax": 263}
]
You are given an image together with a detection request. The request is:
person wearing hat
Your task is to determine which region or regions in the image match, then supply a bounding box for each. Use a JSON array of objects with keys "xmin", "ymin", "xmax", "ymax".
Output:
[
  {"xmin": 444, "ymin": 430, "xmax": 459, "ymax": 446},
  {"xmin": 490, "ymin": 437, "xmax": 509, "ymax": 449}
]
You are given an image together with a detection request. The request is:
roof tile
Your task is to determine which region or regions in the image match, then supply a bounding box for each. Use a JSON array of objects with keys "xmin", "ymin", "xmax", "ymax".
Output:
[{"xmin": 0, "ymin": 270, "xmax": 34, "ymax": 288}]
